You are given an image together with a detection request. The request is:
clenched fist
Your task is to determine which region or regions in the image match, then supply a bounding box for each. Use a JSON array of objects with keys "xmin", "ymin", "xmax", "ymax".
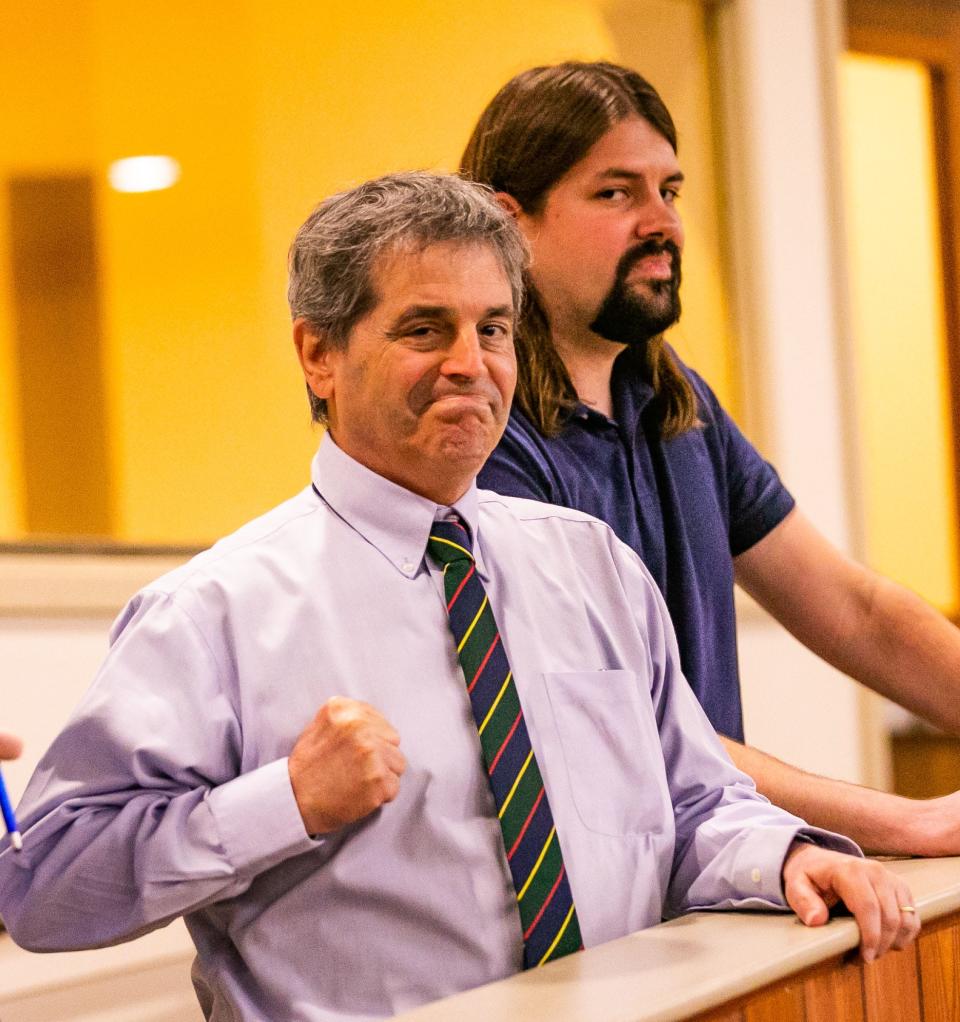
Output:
[{"xmin": 288, "ymin": 697, "xmax": 406, "ymax": 835}]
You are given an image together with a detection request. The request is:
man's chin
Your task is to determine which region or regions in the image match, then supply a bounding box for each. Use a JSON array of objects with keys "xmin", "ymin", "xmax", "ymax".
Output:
[
  {"xmin": 590, "ymin": 296, "xmax": 680, "ymax": 346},
  {"xmin": 426, "ymin": 417, "xmax": 502, "ymax": 467}
]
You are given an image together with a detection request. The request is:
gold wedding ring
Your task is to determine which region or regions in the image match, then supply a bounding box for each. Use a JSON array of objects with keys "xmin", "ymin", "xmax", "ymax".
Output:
[{"xmin": 899, "ymin": 905, "xmax": 917, "ymax": 914}]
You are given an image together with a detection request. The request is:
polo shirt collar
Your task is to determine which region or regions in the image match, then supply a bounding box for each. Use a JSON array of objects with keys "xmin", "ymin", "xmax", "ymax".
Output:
[
  {"xmin": 567, "ymin": 345, "xmax": 655, "ymax": 429},
  {"xmin": 310, "ymin": 433, "xmax": 482, "ymax": 580}
]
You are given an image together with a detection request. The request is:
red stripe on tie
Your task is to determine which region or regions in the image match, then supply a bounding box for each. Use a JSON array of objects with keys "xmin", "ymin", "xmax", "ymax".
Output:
[
  {"xmin": 523, "ymin": 863, "xmax": 566, "ymax": 941},
  {"xmin": 488, "ymin": 709, "xmax": 522, "ymax": 775},
  {"xmin": 467, "ymin": 634, "xmax": 501, "ymax": 694},
  {"xmin": 508, "ymin": 786, "xmax": 545, "ymax": 860},
  {"xmin": 446, "ymin": 562, "xmax": 476, "ymax": 611}
]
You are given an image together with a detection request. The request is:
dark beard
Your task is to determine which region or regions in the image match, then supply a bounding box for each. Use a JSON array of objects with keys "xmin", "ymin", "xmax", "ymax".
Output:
[{"xmin": 588, "ymin": 239, "xmax": 682, "ymax": 346}]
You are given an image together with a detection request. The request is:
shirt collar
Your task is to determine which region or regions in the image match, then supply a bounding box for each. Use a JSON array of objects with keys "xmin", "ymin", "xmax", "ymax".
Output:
[
  {"xmin": 567, "ymin": 346, "xmax": 656, "ymax": 430},
  {"xmin": 310, "ymin": 434, "xmax": 482, "ymax": 580},
  {"xmin": 611, "ymin": 344, "xmax": 655, "ymax": 418}
]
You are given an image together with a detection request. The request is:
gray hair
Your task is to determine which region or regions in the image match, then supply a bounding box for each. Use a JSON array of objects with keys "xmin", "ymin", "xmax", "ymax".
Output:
[{"xmin": 288, "ymin": 171, "xmax": 528, "ymax": 423}]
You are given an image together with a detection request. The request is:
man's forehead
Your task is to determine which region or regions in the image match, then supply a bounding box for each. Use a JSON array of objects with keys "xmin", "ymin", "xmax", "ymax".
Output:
[
  {"xmin": 565, "ymin": 117, "xmax": 681, "ymax": 181},
  {"xmin": 368, "ymin": 239, "xmax": 514, "ymax": 305},
  {"xmin": 354, "ymin": 241, "xmax": 517, "ymax": 334},
  {"xmin": 595, "ymin": 166, "xmax": 685, "ymax": 184}
]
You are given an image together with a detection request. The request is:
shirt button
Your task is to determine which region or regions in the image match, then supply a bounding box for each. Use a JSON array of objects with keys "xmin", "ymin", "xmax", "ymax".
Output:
[
  {"xmin": 751, "ymin": 868, "xmax": 762, "ymax": 885},
  {"xmin": 401, "ymin": 560, "xmax": 415, "ymax": 573}
]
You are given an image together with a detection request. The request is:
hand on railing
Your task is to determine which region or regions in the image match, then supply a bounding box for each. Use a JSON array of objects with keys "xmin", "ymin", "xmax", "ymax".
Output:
[{"xmin": 782, "ymin": 841, "xmax": 921, "ymax": 962}]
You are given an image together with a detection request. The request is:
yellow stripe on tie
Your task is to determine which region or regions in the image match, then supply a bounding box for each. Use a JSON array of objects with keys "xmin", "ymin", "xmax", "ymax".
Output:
[
  {"xmin": 457, "ymin": 595, "xmax": 488, "ymax": 654},
  {"xmin": 498, "ymin": 749, "xmax": 534, "ymax": 821},
  {"xmin": 429, "ymin": 535, "xmax": 473, "ymax": 560},
  {"xmin": 538, "ymin": 903, "xmax": 576, "ymax": 966},
  {"xmin": 516, "ymin": 825, "xmax": 555, "ymax": 900},
  {"xmin": 478, "ymin": 672, "xmax": 512, "ymax": 736}
]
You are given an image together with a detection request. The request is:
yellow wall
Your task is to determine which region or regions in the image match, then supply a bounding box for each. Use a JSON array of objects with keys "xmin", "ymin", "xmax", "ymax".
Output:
[
  {"xmin": 0, "ymin": 0, "xmax": 734, "ymax": 545},
  {"xmin": 839, "ymin": 52, "xmax": 959, "ymax": 613}
]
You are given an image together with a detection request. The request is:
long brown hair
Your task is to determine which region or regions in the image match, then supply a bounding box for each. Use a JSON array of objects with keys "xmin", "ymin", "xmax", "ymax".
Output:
[{"xmin": 460, "ymin": 61, "xmax": 698, "ymax": 439}]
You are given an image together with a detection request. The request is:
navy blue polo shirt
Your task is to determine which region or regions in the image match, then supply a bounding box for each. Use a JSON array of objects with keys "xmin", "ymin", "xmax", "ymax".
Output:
[{"xmin": 478, "ymin": 346, "xmax": 795, "ymax": 741}]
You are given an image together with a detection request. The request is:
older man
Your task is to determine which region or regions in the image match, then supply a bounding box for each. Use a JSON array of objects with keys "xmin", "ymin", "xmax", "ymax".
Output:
[
  {"xmin": 464, "ymin": 61, "xmax": 960, "ymax": 857},
  {"xmin": 0, "ymin": 173, "xmax": 917, "ymax": 1022}
]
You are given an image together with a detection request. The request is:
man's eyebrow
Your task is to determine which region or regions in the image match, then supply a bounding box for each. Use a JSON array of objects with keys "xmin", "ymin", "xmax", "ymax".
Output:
[
  {"xmin": 391, "ymin": 303, "xmax": 514, "ymax": 324},
  {"xmin": 597, "ymin": 168, "xmax": 685, "ymax": 185},
  {"xmin": 484, "ymin": 304, "xmax": 515, "ymax": 319},
  {"xmin": 392, "ymin": 304, "xmax": 453, "ymax": 322}
]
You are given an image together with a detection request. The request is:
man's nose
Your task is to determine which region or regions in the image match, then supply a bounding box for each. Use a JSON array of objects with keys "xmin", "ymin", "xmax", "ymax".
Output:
[
  {"xmin": 634, "ymin": 197, "xmax": 680, "ymax": 243},
  {"xmin": 442, "ymin": 330, "xmax": 485, "ymax": 378}
]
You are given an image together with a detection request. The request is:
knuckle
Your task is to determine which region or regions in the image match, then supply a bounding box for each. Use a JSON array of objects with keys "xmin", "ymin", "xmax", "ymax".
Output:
[
  {"xmin": 354, "ymin": 735, "xmax": 375, "ymax": 755},
  {"xmin": 380, "ymin": 779, "xmax": 400, "ymax": 803},
  {"xmin": 320, "ymin": 696, "xmax": 351, "ymax": 725},
  {"xmin": 365, "ymin": 762, "xmax": 391, "ymax": 788},
  {"xmin": 866, "ymin": 861, "xmax": 888, "ymax": 880}
]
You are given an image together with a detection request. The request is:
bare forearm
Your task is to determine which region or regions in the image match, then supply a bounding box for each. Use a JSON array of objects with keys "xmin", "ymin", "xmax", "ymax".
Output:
[
  {"xmin": 825, "ymin": 576, "xmax": 960, "ymax": 735},
  {"xmin": 721, "ymin": 736, "xmax": 958, "ymax": 857},
  {"xmin": 735, "ymin": 511, "xmax": 960, "ymax": 735}
]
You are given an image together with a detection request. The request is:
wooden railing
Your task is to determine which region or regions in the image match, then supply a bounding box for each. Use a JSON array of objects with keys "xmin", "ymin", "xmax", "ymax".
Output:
[{"xmin": 397, "ymin": 857, "xmax": 960, "ymax": 1022}]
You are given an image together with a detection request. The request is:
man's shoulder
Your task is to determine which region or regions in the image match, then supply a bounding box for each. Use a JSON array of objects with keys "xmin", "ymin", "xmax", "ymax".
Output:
[
  {"xmin": 477, "ymin": 489, "xmax": 626, "ymax": 556},
  {"xmin": 478, "ymin": 489, "xmax": 609, "ymax": 528},
  {"xmin": 476, "ymin": 489, "xmax": 663, "ymax": 603},
  {"xmin": 137, "ymin": 487, "xmax": 321, "ymax": 599}
]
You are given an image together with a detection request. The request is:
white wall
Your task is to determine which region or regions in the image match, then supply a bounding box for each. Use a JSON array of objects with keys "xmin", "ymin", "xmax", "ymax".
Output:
[
  {"xmin": 714, "ymin": 0, "xmax": 888, "ymax": 787},
  {"xmin": 0, "ymin": 564, "xmax": 199, "ymax": 1021}
]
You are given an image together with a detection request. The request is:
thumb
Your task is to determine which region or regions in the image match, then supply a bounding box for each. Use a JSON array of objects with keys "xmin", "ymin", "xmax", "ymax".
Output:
[{"xmin": 785, "ymin": 871, "xmax": 830, "ymax": 927}]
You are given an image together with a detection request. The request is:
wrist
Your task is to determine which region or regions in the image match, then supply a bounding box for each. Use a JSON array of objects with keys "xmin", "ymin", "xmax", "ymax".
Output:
[
  {"xmin": 906, "ymin": 795, "xmax": 949, "ymax": 856},
  {"xmin": 781, "ymin": 837, "xmax": 817, "ymax": 886},
  {"xmin": 288, "ymin": 758, "xmax": 319, "ymax": 835}
]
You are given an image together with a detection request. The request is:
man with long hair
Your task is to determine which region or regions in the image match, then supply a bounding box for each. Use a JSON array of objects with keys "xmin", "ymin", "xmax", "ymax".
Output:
[{"xmin": 463, "ymin": 60, "xmax": 960, "ymax": 857}]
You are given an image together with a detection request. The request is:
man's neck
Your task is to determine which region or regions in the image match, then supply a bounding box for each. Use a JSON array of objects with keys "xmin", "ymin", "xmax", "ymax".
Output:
[{"xmin": 553, "ymin": 329, "xmax": 625, "ymax": 420}]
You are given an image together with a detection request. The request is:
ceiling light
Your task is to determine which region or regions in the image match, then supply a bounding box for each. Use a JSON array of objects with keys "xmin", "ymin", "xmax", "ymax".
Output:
[{"xmin": 108, "ymin": 155, "xmax": 181, "ymax": 193}]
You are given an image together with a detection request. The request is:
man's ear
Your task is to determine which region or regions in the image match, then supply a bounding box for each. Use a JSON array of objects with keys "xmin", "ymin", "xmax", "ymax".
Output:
[
  {"xmin": 293, "ymin": 318, "xmax": 336, "ymax": 401},
  {"xmin": 494, "ymin": 192, "xmax": 523, "ymax": 220}
]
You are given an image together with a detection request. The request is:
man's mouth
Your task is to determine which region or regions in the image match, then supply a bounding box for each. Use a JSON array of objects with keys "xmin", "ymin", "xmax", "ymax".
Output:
[
  {"xmin": 627, "ymin": 252, "xmax": 674, "ymax": 282},
  {"xmin": 429, "ymin": 392, "xmax": 495, "ymax": 416}
]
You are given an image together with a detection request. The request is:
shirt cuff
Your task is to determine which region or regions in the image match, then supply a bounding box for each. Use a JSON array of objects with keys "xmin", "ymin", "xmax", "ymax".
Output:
[
  {"xmin": 702, "ymin": 823, "xmax": 862, "ymax": 912},
  {"xmin": 206, "ymin": 757, "xmax": 318, "ymax": 878},
  {"xmin": 792, "ymin": 826, "xmax": 863, "ymax": 859}
]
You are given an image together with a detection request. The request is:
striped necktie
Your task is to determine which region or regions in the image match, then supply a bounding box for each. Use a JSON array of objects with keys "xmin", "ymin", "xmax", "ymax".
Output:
[{"xmin": 427, "ymin": 516, "xmax": 583, "ymax": 969}]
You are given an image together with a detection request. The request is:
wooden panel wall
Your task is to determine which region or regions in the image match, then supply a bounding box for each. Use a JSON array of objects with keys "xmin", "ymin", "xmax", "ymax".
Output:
[
  {"xmin": 693, "ymin": 912, "xmax": 960, "ymax": 1022},
  {"xmin": 892, "ymin": 733, "xmax": 960, "ymax": 799}
]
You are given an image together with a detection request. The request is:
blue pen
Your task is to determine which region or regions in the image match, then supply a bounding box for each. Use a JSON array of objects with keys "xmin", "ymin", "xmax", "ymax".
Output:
[{"xmin": 0, "ymin": 765, "xmax": 21, "ymax": 852}]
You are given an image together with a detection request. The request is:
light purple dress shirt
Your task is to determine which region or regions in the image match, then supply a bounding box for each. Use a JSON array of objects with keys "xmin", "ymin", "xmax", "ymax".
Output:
[{"xmin": 0, "ymin": 436, "xmax": 858, "ymax": 1020}]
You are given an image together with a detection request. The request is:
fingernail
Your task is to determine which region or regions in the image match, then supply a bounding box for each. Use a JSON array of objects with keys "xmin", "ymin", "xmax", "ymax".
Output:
[{"xmin": 863, "ymin": 950, "xmax": 876, "ymax": 963}]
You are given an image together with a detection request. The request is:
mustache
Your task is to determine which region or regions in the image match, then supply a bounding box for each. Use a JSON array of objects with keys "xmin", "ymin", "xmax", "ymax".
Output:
[{"xmin": 616, "ymin": 239, "xmax": 682, "ymax": 279}]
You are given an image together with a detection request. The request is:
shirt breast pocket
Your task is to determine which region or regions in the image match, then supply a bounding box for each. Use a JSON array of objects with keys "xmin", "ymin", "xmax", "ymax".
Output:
[{"xmin": 544, "ymin": 669, "xmax": 667, "ymax": 837}]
